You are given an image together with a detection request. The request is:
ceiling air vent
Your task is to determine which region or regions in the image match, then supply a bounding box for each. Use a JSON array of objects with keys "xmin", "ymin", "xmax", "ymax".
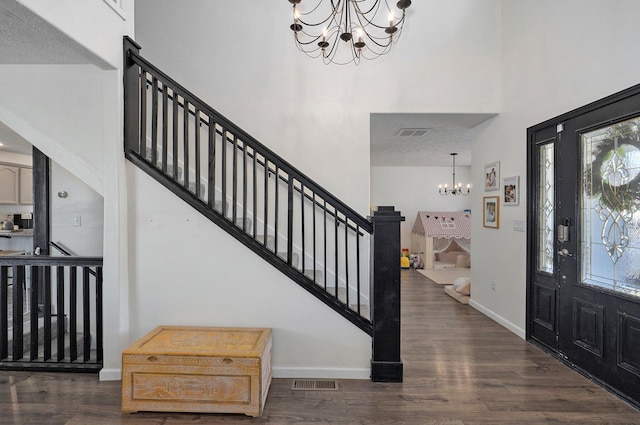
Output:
[{"xmin": 396, "ymin": 128, "xmax": 432, "ymax": 137}]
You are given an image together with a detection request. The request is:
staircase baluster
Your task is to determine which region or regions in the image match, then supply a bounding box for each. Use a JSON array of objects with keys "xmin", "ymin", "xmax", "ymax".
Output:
[
  {"xmin": 194, "ymin": 108, "xmax": 201, "ymax": 199},
  {"xmin": 263, "ymin": 160, "xmax": 269, "ymax": 246},
  {"xmin": 242, "ymin": 141, "xmax": 247, "ymax": 232},
  {"xmin": 345, "ymin": 217, "xmax": 349, "ymax": 305},
  {"xmin": 43, "ymin": 266, "xmax": 51, "ymax": 361},
  {"xmin": 183, "ymin": 101, "xmax": 190, "ymax": 190},
  {"xmin": 29, "ymin": 266, "xmax": 39, "ymax": 361},
  {"xmin": 274, "ymin": 165, "xmax": 279, "ymax": 254},
  {"xmin": 82, "ymin": 267, "xmax": 91, "ymax": 363},
  {"xmin": 69, "ymin": 266, "xmax": 78, "ymax": 362},
  {"xmin": 96, "ymin": 267, "xmax": 103, "ymax": 364},
  {"xmin": 162, "ymin": 85, "xmax": 169, "ymax": 173},
  {"xmin": 287, "ymin": 179, "xmax": 294, "ymax": 265},
  {"xmin": 12, "ymin": 265, "xmax": 24, "ymax": 360},
  {"xmin": 151, "ymin": 77, "xmax": 159, "ymax": 165},
  {"xmin": 56, "ymin": 266, "xmax": 65, "ymax": 362},
  {"xmin": 221, "ymin": 127, "xmax": 227, "ymax": 217},
  {"xmin": 208, "ymin": 119, "xmax": 216, "ymax": 209},
  {"xmin": 301, "ymin": 183, "xmax": 305, "ymax": 272},
  {"xmin": 356, "ymin": 225, "xmax": 361, "ymax": 315},
  {"xmin": 252, "ymin": 149, "xmax": 257, "ymax": 238},
  {"xmin": 172, "ymin": 93, "xmax": 179, "ymax": 181},
  {"xmin": 0, "ymin": 266, "xmax": 7, "ymax": 360},
  {"xmin": 139, "ymin": 71, "xmax": 147, "ymax": 156},
  {"xmin": 232, "ymin": 134, "xmax": 238, "ymax": 224}
]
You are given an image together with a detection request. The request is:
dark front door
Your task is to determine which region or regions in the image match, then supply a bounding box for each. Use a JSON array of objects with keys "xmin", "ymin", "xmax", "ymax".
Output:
[{"xmin": 528, "ymin": 85, "xmax": 640, "ymax": 406}]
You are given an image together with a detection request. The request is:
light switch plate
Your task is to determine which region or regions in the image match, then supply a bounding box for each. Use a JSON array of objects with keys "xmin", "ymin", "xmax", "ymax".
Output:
[{"xmin": 513, "ymin": 219, "xmax": 525, "ymax": 232}]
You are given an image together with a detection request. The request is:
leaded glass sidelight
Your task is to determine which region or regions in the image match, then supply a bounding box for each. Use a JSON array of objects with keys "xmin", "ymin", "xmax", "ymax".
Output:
[
  {"xmin": 581, "ymin": 117, "xmax": 640, "ymax": 297},
  {"xmin": 538, "ymin": 143, "xmax": 555, "ymax": 274}
]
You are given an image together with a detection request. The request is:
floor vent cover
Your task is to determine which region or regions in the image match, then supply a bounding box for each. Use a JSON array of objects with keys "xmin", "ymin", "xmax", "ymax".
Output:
[{"xmin": 291, "ymin": 379, "xmax": 340, "ymax": 391}]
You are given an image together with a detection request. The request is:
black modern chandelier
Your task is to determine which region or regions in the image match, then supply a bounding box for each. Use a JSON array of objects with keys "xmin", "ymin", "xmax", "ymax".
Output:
[
  {"xmin": 439, "ymin": 153, "xmax": 470, "ymax": 196},
  {"xmin": 288, "ymin": 0, "xmax": 412, "ymax": 65}
]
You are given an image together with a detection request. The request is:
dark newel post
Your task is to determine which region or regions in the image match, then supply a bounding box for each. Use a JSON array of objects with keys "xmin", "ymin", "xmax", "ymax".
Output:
[
  {"xmin": 370, "ymin": 206, "xmax": 405, "ymax": 382},
  {"xmin": 123, "ymin": 36, "xmax": 141, "ymax": 154}
]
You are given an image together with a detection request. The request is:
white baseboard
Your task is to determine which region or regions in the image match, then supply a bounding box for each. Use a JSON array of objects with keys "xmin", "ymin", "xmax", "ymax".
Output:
[
  {"xmin": 99, "ymin": 368, "xmax": 122, "ymax": 381},
  {"xmin": 99, "ymin": 366, "xmax": 370, "ymax": 381},
  {"xmin": 469, "ymin": 298, "xmax": 526, "ymax": 339},
  {"xmin": 273, "ymin": 366, "xmax": 370, "ymax": 380}
]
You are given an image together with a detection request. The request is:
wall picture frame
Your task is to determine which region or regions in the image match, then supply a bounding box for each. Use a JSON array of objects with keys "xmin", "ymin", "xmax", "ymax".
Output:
[
  {"xmin": 484, "ymin": 161, "xmax": 500, "ymax": 191},
  {"xmin": 483, "ymin": 196, "xmax": 500, "ymax": 228},
  {"xmin": 503, "ymin": 176, "xmax": 519, "ymax": 206}
]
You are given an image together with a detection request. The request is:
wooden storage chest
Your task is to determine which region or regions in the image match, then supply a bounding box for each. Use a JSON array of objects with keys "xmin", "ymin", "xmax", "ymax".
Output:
[{"xmin": 121, "ymin": 326, "xmax": 272, "ymax": 417}]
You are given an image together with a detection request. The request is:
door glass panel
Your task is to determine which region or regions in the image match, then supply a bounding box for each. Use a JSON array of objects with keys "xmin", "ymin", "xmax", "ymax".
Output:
[
  {"xmin": 581, "ymin": 116, "xmax": 640, "ymax": 297},
  {"xmin": 538, "ymin": 143, "xmax": 555, "ymax": 273}
]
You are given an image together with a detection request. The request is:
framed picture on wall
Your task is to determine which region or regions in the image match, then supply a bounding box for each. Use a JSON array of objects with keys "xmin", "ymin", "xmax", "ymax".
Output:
[
  {"xmin": 484, "ymin": 161, "xmax": 500, "ymax": 191},
  {"xmin": 503, "ymin": 176, "xmax": 519, "ymax": 206},
  {"xmin": 483, "ymin": 196, "xmax": 500, "ymax": 228}
]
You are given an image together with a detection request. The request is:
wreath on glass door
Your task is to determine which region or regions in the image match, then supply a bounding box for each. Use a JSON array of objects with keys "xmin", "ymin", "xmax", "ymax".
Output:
[{"xmin": 584, "ymin": 122, "xmax": 640, "ymax": 214}]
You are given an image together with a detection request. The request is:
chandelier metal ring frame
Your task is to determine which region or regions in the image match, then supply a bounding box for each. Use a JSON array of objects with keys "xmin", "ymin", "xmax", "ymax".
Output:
[{"xmin": 288, "ymin": 0, "xmax": 412, "ymax": 65}]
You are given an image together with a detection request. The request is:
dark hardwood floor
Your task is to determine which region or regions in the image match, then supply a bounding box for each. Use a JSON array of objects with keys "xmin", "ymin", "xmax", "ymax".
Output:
[{"xmin": 1, "ymin": 269, "xmax": 638, "ymax": 424}]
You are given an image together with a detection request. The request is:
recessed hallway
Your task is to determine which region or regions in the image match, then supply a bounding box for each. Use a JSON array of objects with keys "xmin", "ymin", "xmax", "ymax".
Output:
[{"xmin": 0, "ymin": 269, "xmax": 638, "ymax": 424}]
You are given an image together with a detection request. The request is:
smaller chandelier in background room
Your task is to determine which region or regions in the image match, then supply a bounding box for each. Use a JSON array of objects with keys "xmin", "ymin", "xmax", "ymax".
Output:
[
  {"xmin": 439, "ymin": 153, "xmax": 470, "ymax": 196},
  {"xmin": 288, "ymin": 0, "xmax": 412, "ymax": 65}
]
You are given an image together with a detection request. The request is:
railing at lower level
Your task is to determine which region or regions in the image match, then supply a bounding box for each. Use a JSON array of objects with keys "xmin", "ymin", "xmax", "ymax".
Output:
[{"xmin": 0, "ymin": 256, "xmax": 103, "ymax": 372}]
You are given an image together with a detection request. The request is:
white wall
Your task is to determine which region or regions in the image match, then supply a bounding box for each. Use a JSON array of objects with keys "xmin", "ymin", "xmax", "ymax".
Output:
[
  {"xmin": 134, "ymin": 0, "xmax": 501, "ymax": 215},
  {"xmin": 0, "ymin": 65, "xmax": 110, "ymax": 194},
  {"xmin": 127, "ymin": 165, "xmax": 371, "ymax": 378},
  {"xmin": 50, "ymin": 160, "xmax": 104, "ymax": 256},
  {"xmin": 371, "ymin": 166, "xmax": 472, "ymax": 248},
  {"xmin": 470, "ymin": 0, "xmax": 640, "ymax": 337},
  {"xmin": 131, "ymin": 0, "xmax": 500, "ymax": 377}
]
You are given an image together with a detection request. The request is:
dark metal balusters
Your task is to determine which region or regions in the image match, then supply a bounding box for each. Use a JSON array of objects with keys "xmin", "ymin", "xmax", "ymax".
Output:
[
  {"xmin": 139, "ymin": 71, "xmax": 147, "ymax": 156},
  {"xmin": 172, "ymin": 92, "xmax": 179, "ymax": 181},
  {"xmin": 124, "ymin": 43, "xmax": 381, "ymax": 338},
  {"xmin": 161, "ymin": 86, "xmax": 169, "ymax": 174},
  {"xmin": 287, "ymin": 179, "xmax": 294, "ymax": 265},
  {"xmin": 151, "ymin": 77, "xmax": 159, "ymax": 165},
  {"xmin": 208, "ymin": 121, "xmax": 216, "ymax": 210},
  {"xmin": 0, "ymin": 258, "xmax": 104, "ymax": 371},
  {"xmin": 232, "ymin": 134, "xmax": 238, "ymax": 224},
  {"xmin": 194, "ymin": 108, "xmax": 201, "ymax": 199},
  {"xmin": 69, "ymin": 267, "xmax": 78, "ymax": 361},
  {"xmin": 56, "ymin": 266, "xmax": 65, "ymax": 361},
  {"xmin": 183, "ymin": 101, "xmax": 190, "ymax": 191}
]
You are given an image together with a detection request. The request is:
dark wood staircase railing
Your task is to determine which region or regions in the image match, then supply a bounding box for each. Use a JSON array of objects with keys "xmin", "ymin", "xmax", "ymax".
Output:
[{"xmin": 123, "ymin": 36, "xmax": 404, "ymax": 381}]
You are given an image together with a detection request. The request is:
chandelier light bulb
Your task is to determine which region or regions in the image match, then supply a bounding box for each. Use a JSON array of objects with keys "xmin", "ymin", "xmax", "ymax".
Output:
[{"xmin": 439, "ymin": 153, "xmax": 470, "ymax": 196}]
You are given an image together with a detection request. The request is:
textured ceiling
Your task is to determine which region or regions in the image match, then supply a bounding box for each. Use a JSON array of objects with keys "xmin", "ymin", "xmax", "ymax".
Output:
[
  {"xmin": 370, "ymin": 113, "xmax": 496, "ymax": 167},
  {"xmin": 0, "ymin": 0, "xmax": 110, "ymax": 68}
]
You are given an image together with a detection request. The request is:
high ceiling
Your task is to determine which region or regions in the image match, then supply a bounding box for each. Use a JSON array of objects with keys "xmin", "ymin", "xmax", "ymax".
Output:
[
  {"xmin": 0, "ymin": 2, "xmax": 497, "ymax": 167},
  {"xmin": 370, "ymin": 113, "xmax": 496, "ymax": 167}
]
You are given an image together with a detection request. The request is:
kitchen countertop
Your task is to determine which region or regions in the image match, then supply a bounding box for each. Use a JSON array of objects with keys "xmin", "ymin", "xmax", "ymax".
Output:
[
  {"xmin": 0, "ymin": 250, "xmax": 25, "ymax": 256},
  {"xmin": 0, "ymin": 229, "xmax": 33, "ymax": 237}
]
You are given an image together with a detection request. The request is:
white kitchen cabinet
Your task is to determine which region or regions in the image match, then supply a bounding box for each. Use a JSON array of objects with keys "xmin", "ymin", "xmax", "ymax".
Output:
[
  {"xmin": 19, "ymin": 167, "xmax": 33, "ymax": 204},
  {"xmin": 0, "ymin": 164, "xmax": 19, "ymax": 204}
]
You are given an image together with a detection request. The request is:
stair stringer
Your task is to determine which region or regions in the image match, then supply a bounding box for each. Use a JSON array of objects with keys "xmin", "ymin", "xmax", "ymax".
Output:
[{"xmin": 127, "ymin": 163, "xmax": 372, "ymax": 378}]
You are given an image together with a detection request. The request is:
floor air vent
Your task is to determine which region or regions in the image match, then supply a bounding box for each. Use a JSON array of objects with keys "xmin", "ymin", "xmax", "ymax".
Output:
[{"xmin": 291, "ymin": 379, "xmax": 340, "ymax": 391}]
